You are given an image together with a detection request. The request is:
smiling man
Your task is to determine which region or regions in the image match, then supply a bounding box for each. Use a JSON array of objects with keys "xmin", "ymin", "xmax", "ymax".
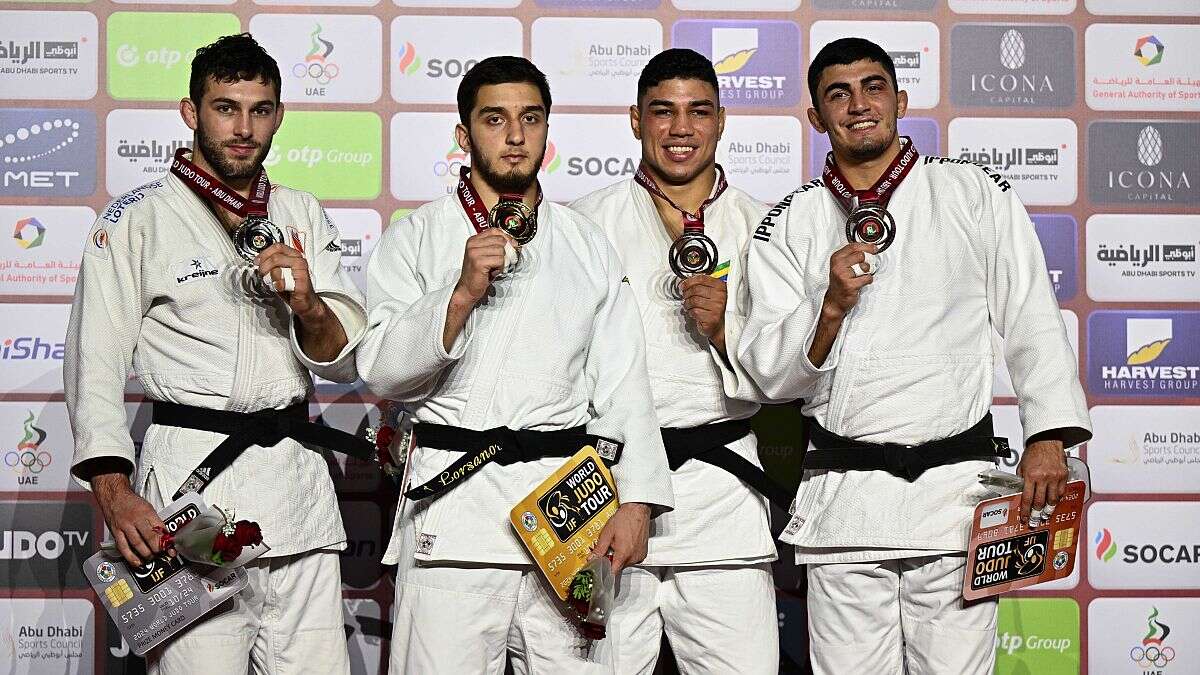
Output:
[
  {"xmin": 67, "ymin": 34, "xmax": 366, "ymax": 674},
  {"xmin": 570, "ymin": 49, "xmax": 784, "ymax": 674},
  {"xmin": 356, "ymin": 56, "xmax": 673, "ymax": 674},
  {"xmin": 738, "ymin": 38, "xmax": 1091, "ymax": 673}
]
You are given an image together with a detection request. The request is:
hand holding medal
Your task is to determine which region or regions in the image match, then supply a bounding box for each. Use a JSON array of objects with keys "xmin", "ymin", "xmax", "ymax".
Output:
[
  {"xmin": 456, "ymin": 168, "xmax": 540, "ymax": 277},
  {"xmin": 635, "ymin": 163, "xmax": 727, "ymax": 281}
]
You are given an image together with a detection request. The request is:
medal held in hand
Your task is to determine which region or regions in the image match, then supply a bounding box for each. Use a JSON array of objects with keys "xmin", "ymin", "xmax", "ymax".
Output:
[
  {"xmin": 822, "ymin": 136, "xmax": 919, "ymax": 255},
  {"xmin": 634, "ymin": 163, "xmax": 728, "ymax": 280},
  {"xmin": 233, "ymin": 216, "xmax": 284, "ymax": 264},
  {"xmin": 490, "ymin": 193, "xmax": 538, "ymax": 245}
]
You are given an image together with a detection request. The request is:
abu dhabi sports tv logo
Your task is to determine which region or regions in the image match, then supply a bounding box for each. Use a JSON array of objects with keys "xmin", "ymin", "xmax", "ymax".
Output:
[
  {"xmin": 1087, "ymin": 312, "xmax": 1200, "ymax": 397},
  {"xmin": 1088, "ymin": 121, "xmax": 1199, "ymax": 204},
  {"xmin": 672, "ymin": 20, "xmax": 800, "ymax": 107},
  {"xmin": 0, "ymin": 108, "xmax": 95, "ymax": 197},
  {"xmin": 1086, "ymin": 214, "xmax": 1199, "ymax": 303},
  {"xmin": 0, "ymin": 10, "xmax": 98, "ymax": 101},
  {"xmin": 950, "ymin": 24, "xmax": 1075, "ymax": 108}
]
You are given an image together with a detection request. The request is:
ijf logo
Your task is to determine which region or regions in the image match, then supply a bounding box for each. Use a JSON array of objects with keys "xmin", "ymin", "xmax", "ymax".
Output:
[
  {"xmin": 673, "ymin": 20, "xmax": 800, "ymax": 107},
  {"xmin": 12, "ymin": 217, "xmax": 45, "ymax": 249},
  {"xmin": 1088, "ymin": 312, "xmax": 1200, "ymax": 397},
  {"xmin": 1131, "ymin": 607, "xmax": 1177, "ymax": 670},
  {"xmin": 0, "ymin": 109, "xmax": 95, "ymax": 197},
  {"xmin": 292, "ymin": 25, "xmax": 339, "ymax": 90},
  {"xmin": 1134, "ymin": 35, "xmax": 1165, "ymax": 67},
  {"xmin": 5, "ymin": 411, "xmax": 49, "ymax": 485}
]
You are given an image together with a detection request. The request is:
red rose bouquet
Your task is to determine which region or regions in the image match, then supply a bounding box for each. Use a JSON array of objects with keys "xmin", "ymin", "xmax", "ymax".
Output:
[{"xmin": 171, "ymin": 506, "xmax": 265, "ymax": 567}]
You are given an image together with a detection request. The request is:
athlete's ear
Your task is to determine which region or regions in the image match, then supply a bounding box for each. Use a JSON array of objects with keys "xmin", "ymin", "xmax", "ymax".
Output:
[
  {"xmin": 454, "ymin": 123, "xmax": 472, "ymax": 153},
  {"xmin": 716, "ymin": 105, "xmax": 726, "ymax": 140},
  {"xmin": 180, "ymin": 98, "xmax": 198, "ymax": 132},
  {"xmin": 807, "ymin": 106, "xmax": 828, "ymax": 135},
  {"xmin": 272, "ymin": 103, "xmax": 285, "ymax": 133},
  {"xmin": 896, "ymin": 89, "xmax": 909, "ymax": 121},
  {"xmin": 629, "ymin": 104, "xmax": 642, "ymax": 141}
]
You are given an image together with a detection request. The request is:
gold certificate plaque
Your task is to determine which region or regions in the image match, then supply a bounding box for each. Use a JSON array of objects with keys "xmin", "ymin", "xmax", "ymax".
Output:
[{"xmin": 510, "ymin": 446, "xmax": 619, "ymax": 601}]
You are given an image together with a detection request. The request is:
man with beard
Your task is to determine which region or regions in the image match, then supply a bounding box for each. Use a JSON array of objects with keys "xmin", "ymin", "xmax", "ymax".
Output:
[
  {"xmin": 739, "ymin": 38, "xmax": 1090, "ymax": 673},
  {"xmin": 66, "ymin": 34, "xmax": 364, "ymax": 673},
  {"xmin": 569, "ymin": 49, "xmax": 781, "ymax": 674},
  {"xmin": 356, "ymin": 56, "xmax": 673, "ymax": 673}
]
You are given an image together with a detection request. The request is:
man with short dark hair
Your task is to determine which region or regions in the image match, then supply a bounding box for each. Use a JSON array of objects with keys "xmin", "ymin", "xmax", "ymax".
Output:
[
  {"xmin": 570, "ymin": 48, "xmax": 782, "ymax": 674},
  {"xmin": 740, "ymin": 37, "xmax": 1091, "ymax": 673},
  {"xmin": 357, "ymin": 55, "xmax": 673, "ymax": 673},
  {"xmin": 67, "ymin": 33, "xmax": 364, "ymax": 674}
]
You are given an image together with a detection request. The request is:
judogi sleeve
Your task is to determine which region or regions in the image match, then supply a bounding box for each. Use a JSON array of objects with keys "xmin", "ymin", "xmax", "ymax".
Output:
[
  {"xmin": 356, "ymin": 214, "xmax": 474, "ymax": 401},
  {"xmin": 288, "ymin": 198, "xmax": 367, "ymax": 383},
  {"xmin": 739, "ymin": 193, "xmax": 843, "ymax": 401},
  {"xmin": 984, "ymin": 180, "xmax": 1092, "ymax": 448},
  {"xmin": 711, "ymin": 228, "xmax": 788, "ymax": 404},
  {"xmin": 585, "ymin": 235, "xmax": 674, "ymax": 513},
  {"xmin": 65, "ymin": 211, "xmax": 146, "ymax": 488}
]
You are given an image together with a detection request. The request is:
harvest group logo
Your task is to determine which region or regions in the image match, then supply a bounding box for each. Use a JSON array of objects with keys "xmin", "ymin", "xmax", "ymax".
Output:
[
  {"xmin": 1088, "ymin": 311, "xmax": 1200, "ymax": 397},
  {"xmin": 673, "ymin": 20, "xmax": 800, "ymax": 106}
]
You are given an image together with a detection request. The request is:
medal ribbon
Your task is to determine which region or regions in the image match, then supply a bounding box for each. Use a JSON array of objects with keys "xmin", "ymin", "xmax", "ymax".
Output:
[
  {"xmin": 170, "ymin": 148, "xmax": 271, "ymax": 219},
  {"xmin": 454, "ymin": 167, "xmax": 542, "ymax": 234},
  {"xmin": 821, "ymin": 137, "xmax": 918, "ymax": 214},
  {"xmin": 634, "ymin": 163, "xmax": 728, "ymax": 234}
]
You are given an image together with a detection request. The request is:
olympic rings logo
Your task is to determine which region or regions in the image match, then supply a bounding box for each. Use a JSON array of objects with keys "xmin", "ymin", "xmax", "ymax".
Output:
[
  {"xmin": 292, "ymin": 60, "xmax": 340, "ymax": 86},
  {"xmin": 5, "ymin": 450, "xmax": 51, "ymax": 474},
  {"xmin": 1130, "ymin": 645, "xmax": 1175, "ymax": 669},
  {"xmin": 433, "ymin": 159, "xmax": 466, "ymax": 178}
]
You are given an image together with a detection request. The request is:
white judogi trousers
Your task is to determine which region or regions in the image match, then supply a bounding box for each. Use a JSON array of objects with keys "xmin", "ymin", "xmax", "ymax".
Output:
[
  {"xmin": 806, "ymin": 554, "xmax": 998, "ymax": 675},
  {"xmin": 388, "ymin": 553, "xmax": 612, "ymax": 674},
  {"xmin": 147, "ymin": 550, "xmax": 350, "ymax": 675},
  {"xmin": 590, "ymin": 563, "xmax": 778, "ymax": 675}
]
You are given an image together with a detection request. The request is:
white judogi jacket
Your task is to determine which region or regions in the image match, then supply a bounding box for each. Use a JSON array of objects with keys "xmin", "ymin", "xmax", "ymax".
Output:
[
  {"xmin": 358, "ymin": 194, "xmax": 674, "ymax": 565},
  {"xmin": 66, "ymin": 172, "xmax": 367, "ymax": 557},
  {"xmin": 571, "ymin": 178, "xmax": 777, "ymax": 566},
  {"xmin": 740, "ymin": 156, "xmax": 1091, "ymax": 563}
]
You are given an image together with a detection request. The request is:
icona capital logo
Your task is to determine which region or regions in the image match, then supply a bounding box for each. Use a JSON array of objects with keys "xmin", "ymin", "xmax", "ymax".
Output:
[
  {"xmin": 1131, "ymin": 607, "xmax": 1177, "ymax": 670},
  {"xmin": 1095, "ymin": 527, "xmax": 1117, "ymax": 562},
  {"xmin": 1134, "ymin": 35, "xmax": 1165, "ymax": 67},
  {"xmin": 12, "ymin": 217, "xmax": 45, "ymax": 249},
  {"xmin": 397, "ymin": 41, "xmax": 421, "ymax": 77},
  {"xmin": 999, "ymin": 29, "xmax": 1026, "ymax": 70},
  {"xmin": 1137, "ymin": 125, "xmax": 1164, "ymax": 167}
]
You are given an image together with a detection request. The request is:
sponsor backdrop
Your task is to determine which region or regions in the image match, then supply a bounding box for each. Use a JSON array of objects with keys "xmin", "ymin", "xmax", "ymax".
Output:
[{"xmin": 0, "ymin": 0, "xmax": 1196, "ymax": 673}]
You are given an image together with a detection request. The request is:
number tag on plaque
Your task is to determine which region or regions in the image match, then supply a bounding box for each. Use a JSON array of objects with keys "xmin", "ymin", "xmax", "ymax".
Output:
[{"xmin": 510, "ymin": 446, "xmax": 619, "ymax": 601}]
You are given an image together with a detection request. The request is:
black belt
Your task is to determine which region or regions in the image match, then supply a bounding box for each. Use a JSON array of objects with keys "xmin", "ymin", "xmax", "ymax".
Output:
[
  {"xmin": 802, "ymin": 413, "xmax": 1011, "ymax": 482},
  {"xmin": 662, "ymin": 419, "xmax": 794, "ymax": 513},
  {"xmin": 152, "ymin": 400, "xmax": 375, "ymax": 500},
  {"xmin": 404, "ymin": 423, "xmax": 624, "ymax": 502}
]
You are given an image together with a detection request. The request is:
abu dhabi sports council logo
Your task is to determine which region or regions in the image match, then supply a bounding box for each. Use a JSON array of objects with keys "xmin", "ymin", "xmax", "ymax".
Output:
[
  {"xmin": 397, "ymin": 41, "xmax": 420, "ymax": 76},
  {"xmin": 673, "ymin": 20, "xmax": 800, "ymax": 106},
  {"xmin": 951, "ymin": 24, "xmax": 1075, "ymax": 108},
  {"xmin": 1088, "ymin": 312, "xmax": 1200, "ymax": 397},
  {"xmin": 1095, "ymin": 527, "xmax": 1118, "ymax": 562},
  {"xmin": 1131, "ymin": 607, "xmax": 1177, "ymax": 670},
  {"xmin": 5, "ymin": 412, "xmax": 49, "ymax": 486},
  {"xmin": 1089, "ymin": 121, "xmax": 1198, "ymax": 204},
  {"xmin": 0, "ymin": 109, "xmax": 95, "ymax": 197},
  {"xmin": 12, "ymin": 217, "xmax": 45, "ymax": 250},
  {"xmin": 292, "ymin": 25, "xmax": 339, "ymax": 90},
  {"xmin": 1134, "ymin": 35, "xmax": 1165, "ymax": 67}
]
